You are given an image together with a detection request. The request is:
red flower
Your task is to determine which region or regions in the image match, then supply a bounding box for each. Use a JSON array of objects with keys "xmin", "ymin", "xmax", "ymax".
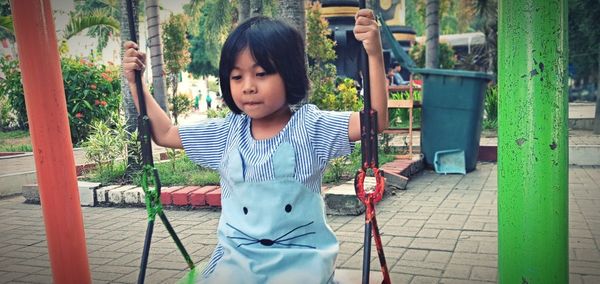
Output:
[
  {"xmin": 101, "ymin": 72, "xmax": 113, "ymax": 82},
  {"xmin": 75, "ymin": 112, "xmax": 84, "ymax": 119},
  {"xmin": 90, "ymin": 84, "xmax": 97, "ymax": 90},
  {"xmin": 94, "ymin": 99, "xmax": 100, "ymax": 105},
  {"xmin": 100, "ymin": 101, "xmax": 107, "ymax": 107}
]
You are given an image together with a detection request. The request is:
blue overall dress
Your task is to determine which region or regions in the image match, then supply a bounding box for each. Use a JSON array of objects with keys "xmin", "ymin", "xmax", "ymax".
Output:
[{"xmin": 202, "ymin": 142, "xmax": 338, "ymax": 283}]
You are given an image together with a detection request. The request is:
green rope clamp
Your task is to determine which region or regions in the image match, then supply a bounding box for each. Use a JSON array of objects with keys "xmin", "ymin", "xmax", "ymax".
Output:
[{"xmin": 141, "ymin": 164, "xmax": 162, "ymax": 221}]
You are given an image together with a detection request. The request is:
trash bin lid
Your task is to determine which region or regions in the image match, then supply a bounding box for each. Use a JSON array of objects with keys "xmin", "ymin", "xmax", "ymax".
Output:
[{"xmin": 413, "ymin": 68, "xmax": 494, "ymax": 81}]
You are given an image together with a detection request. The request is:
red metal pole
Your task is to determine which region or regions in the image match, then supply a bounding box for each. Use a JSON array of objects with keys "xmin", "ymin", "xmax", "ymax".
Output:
[{"xmin": 10, "ymin": 1, "xmax": 92, "ymax": 283}]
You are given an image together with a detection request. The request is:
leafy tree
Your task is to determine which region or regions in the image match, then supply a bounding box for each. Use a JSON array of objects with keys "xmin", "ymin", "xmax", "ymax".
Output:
[
  {"xmin": 471, "ymin": 0, "xmax": 497, "ymax": 74},
  {"xmin": 0, "ymin": 1, "xmax": 14, "ymax": 51},
  {"xmin": 409, "ymin": 0, "xmax": 453, "ymax": 36},
  {"xmin": 569, "ymin": 0, "xmax": 599, "ymax": 85},
  {"xmin": 162, "ymin": 13, "xmax": 191, "ymax": 98},
  {"xmin": 186, "ymin": 0, "xmax": 235, "ymax": 77},
  {"xmin": 410, "ymin": 41, "xmax": 456, "ymax": 69},
  {"xmin": 568, "ymin": 0, "xmax": 599, "ymax": 133}
]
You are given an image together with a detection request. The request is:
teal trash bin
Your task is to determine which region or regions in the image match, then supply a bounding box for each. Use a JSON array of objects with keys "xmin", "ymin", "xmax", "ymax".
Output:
[{"xmin": 413, "ymin": 68, "xmax": 493, "ymax": 172}]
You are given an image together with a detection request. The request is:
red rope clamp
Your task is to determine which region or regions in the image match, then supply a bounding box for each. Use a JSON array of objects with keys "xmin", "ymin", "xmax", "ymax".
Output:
[
  {"xmin": 354, "ymin": 167, "xmax": 385, "ymax": 208},
  {"xmin": 354, "ymin": 109, "xmax": 391, "ymax": 284}
]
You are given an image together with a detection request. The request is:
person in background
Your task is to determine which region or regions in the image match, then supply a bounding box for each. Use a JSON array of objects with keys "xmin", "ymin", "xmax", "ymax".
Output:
[
  {"xmin": 194, "ymin": 94, "xmax": 200, "ymax": 111},
  {"xmin": 205, "ymin": 93, "xmax": 212, "ymax": 110},
  {"xmin": 391, "ymin": 61, "xmax": 409, "ymax": 85}
]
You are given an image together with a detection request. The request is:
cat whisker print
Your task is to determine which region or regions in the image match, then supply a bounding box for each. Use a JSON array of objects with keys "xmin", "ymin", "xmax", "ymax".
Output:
[{"xmin": 226, "ymin": 222, "xmax": 316, "ymax": 249}]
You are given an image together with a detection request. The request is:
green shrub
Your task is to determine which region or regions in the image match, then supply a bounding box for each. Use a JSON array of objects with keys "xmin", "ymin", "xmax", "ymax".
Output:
[
  {"xmin": 0, "ymin": 56, "xmax": 26, "ymax": 130},
  {"xmin": 169, "ymin": 93, "xmax": 193, "ymax": 125},
  {"xmin": 306, "ymin": 3, "xmax": 338, "ymax": 111},
  {"xmin": 389, "ymin": 91, "xmax": 421, "ymax": 128},
  {"xmin": 62, "ymin": 57, "xmax": 121, "ymax": 145},
  {"xmin": 207, "ymin": 107, "xmax": 230, "ymax": 118},
  {"xmin": 0, "ymin": 55, "xmax": 121, "ymax": 144},
  {"xmin": 484, "ymin": 85, "xmax": 498, "ymax": 124},
  {"xmin": 81, "ymin": 118, "xmax": 127, "ymax": 173}
]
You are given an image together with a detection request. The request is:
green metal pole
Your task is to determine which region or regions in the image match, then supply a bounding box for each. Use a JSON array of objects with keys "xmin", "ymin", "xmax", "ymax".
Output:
[{"xmin": 498, "ymin": 0, "xmax": 568, "ymax": 283}]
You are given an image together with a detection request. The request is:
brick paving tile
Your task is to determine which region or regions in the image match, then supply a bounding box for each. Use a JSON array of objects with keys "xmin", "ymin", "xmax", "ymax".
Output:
[{"xmin": 0, "ymin": 163, "xmax": 598, "ymax": 283}]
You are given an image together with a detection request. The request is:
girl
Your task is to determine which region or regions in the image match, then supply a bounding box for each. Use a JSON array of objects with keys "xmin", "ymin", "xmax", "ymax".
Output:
[{"xmin": 123, "ymin": 9, "xmax": 387, "ymax": 284}]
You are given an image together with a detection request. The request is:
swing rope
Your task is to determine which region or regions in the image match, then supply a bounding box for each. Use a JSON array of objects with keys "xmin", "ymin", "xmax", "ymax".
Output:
[
  {"xmin": 354, "ymin": 1, "xmax": 391, "ymax": 283},
  {"xmin": 125, "ymin": 1, "xmax": 195, "ymax": 283}
]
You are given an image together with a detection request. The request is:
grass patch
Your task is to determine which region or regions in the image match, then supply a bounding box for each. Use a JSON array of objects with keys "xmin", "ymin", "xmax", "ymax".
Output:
[
  {"xmin": 0, "ymin": 130, "xmax": 32, "ymax": 152},
  {"xmin": 389, "ymin": 108, "xmax": 421, "ymax": 129},
  {"xmin": 84, "ymin": 162, "xmax": 129, "ymax": 185},
  {"xmin": 133, "ymin": 156, "xmax": 220, "ymax": 187},
  {"xmin": 82, "ymin": 155, "xmax": 220, "ymax": 187},
  {"xmin": 83, "ymin": 146, "xmax": 400, "ymax": 187}
]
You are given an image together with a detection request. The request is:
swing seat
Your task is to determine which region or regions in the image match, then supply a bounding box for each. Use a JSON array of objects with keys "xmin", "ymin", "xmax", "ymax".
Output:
[
  {"xmin": 334, "ymin": 268, "xmax": 384, "ymax": 283},
  {"xmin": 433, "ymin": 149, "xmax": 466, "ymax": 175},
  {"xmin": 178, "ymin": 268, "xmax": 383, "ymax": 284},
  {"xmin": 177, "ymin": 266, "xmax": 203, "ymax": 284}
]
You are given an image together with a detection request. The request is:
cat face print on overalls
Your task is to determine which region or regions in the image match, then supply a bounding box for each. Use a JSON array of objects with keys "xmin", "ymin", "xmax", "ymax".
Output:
[{"xmin": 203, "ymin": 142, "xmax": 338, "ymax": 284}]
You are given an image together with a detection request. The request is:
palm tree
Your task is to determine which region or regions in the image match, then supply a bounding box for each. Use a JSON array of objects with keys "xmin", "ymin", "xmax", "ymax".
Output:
[
  {"xmin": 120, "ymin": 0, "xmax": 142, "ymax": 175},
  {"xmin": 472, "ymin": 0, "xmax": 497, "ymax": 73},
  {"xmin": 63, "ymin": 10, "xmax": 120, "ymax": 41},
  {"xmin": 145, "ymin": 0, "xmax": 169, "ymax": 116},
  {"xmin": 0, "ymin": 15, "xmax": 13, "ymax": 38},
  {"xmin": 65, "ymin": 0, "xmax": 170, "ymax": 112},
  {"xmin": 250, "ymin": 0, "xmax": 264, "ymax": 18},
  {"xmin": 68, "ymin": 0, "xmax": 122, "ymax": 52},
  {"xmin": 425, "ymin": 0, "xmax": 440, "ymax": 68},
  {"xmin": 238, "ymin": 0, "xmax": 250, "ymax": 21},
  {"xmin": 276, "ymin": 0, "xmax": 305, "ymax": 41}
]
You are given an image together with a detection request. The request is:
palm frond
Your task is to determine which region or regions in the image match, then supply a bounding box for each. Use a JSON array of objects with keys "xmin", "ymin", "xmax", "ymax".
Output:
[
  {"xmin": 0, "ymin": 15, "xmax": 14, "ymax": 38},
  {"xmin": 63, "ymin": 10, "xmax": 119, "ymax": 40}
]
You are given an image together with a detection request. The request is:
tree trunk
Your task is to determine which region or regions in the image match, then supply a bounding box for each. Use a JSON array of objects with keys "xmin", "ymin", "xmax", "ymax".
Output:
[
  {"xmin": 145, "ymin": 0, "xmax": 169, "ymax": 116},
  {"xmin": 238, "ymin": 0, "xmax": 250, "ymax": 22},
  {"xmin": 120, "ymin": 0, "xmax": 141, "ymax": 175},
  {"xmin": 425, "ymin": 0, "xmax": 440, "ymax": 68},
  {"xmin": 250, "ymin": 0, "xmax": 263, "ymax": 17},
  {"xmin": 170, "ymin": 73, "xmax": 179, "ymax": 101},
  {"xmin": 594, "ymin": 50, "xmax": 600, "ymax": 134},
  {"xmin": 276, "ymin": 0, "xmax": 306, "ymax": 42}
]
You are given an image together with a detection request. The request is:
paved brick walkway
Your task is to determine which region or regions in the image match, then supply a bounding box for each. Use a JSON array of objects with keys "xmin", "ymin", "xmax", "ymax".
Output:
[{"xmin": 1, "ymin": 163, "xmax": 599, "ymax": 283}]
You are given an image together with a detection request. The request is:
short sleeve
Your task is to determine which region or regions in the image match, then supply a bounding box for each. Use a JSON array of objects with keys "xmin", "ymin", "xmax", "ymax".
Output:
[
  {"xmin": 178, "ymin": 114, "xmax": 233, "ymax": 170},
  {"xmin": 303, "ymin": 105, "xmax": 353, "ymax": 166}
]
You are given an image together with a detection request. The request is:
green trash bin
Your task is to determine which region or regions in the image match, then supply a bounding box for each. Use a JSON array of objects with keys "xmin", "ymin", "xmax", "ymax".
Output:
[{"xmin": 413, "ymin": 68, "xmax": 493, "ymax": 172}]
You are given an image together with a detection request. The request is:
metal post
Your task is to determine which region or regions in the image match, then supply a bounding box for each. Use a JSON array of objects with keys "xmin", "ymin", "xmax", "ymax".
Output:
[
  {"xmin": 9, "ymin": 0, "xmax": 91, "ymax": 283},
  {"xmin": 498, "ymin": 0, "xmax": 568, "ymax": 283}
]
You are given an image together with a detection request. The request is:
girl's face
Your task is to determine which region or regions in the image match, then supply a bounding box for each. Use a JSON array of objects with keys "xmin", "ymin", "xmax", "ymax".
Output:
[{"xmin": 229, "ymin": 48, "xmax": 289, "ymax": 122}]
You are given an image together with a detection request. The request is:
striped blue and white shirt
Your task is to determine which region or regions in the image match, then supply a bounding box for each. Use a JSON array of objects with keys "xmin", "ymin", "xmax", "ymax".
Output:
[{"xmin": 179, "ymin": 104, "xmax": 354, "ymax": 196}]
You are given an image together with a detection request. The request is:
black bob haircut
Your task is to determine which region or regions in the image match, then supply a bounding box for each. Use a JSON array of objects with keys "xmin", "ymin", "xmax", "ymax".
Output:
[{"xmin": 219, "ymin": 16, "xmax": 309, "ymax": 114}]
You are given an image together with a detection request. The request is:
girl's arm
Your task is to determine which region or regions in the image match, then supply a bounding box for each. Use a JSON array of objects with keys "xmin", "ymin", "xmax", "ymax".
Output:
[
  {"xmin": 348, "ymin": 9, "xmax": 389, "ymax": 142},
  {"xmin": 122, "ymin": 41, "xmax": 183, "ymax": 149}
]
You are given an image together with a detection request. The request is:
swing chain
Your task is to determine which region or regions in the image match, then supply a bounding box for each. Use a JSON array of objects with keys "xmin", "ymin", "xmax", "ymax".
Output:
[{"xmin": 141, "ymin": 164, "xmax": 162, "ymax": 221}]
